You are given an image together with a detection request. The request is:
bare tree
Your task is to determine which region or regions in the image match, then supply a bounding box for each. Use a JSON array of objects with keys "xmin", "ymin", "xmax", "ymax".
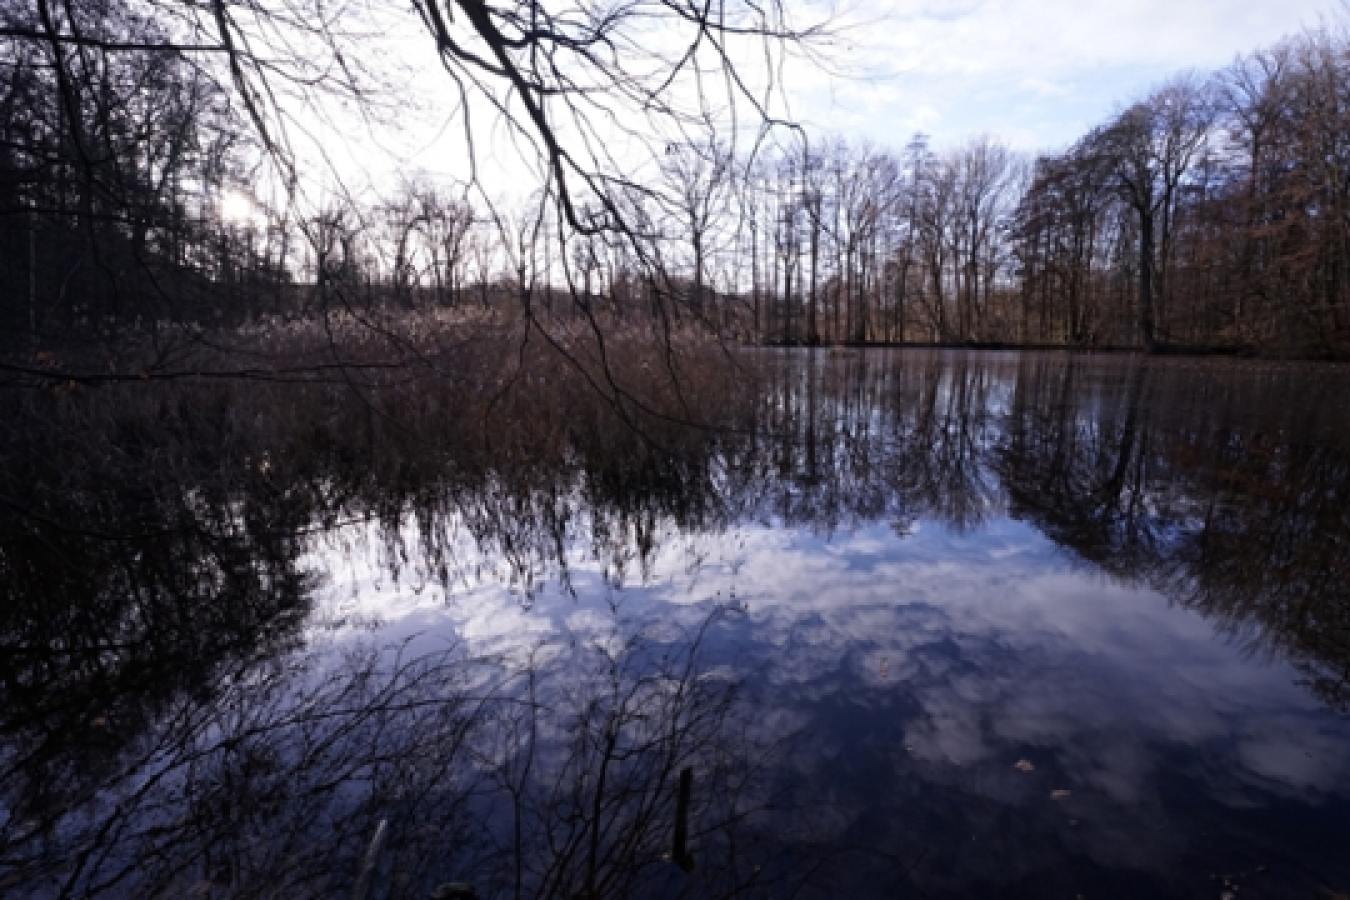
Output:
[{"xmin": 1096, "ymin": 76, "xmax": 1216, "ymax": 350}]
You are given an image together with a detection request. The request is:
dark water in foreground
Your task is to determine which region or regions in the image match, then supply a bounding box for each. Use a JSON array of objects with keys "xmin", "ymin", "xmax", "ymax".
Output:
[{"xmin": 3, "ymin": 349, "xmax": 1350, "ymax": 899}]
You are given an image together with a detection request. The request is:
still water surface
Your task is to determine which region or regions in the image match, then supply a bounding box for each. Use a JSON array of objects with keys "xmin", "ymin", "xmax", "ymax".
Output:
[{"xmin": 3, "ymin": 349, "xmax": 1349, "ymax": 898}]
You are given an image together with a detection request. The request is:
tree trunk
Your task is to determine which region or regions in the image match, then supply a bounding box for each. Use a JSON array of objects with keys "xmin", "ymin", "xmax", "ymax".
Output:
[{"xmin": 1138, "ymin": 209, "xmax": 1157, "ymax": 351}]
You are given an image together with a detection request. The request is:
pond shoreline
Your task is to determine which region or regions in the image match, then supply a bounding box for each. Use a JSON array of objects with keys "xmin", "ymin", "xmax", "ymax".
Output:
[{"xmin": 754, "ymin": 337, "xmax": 1350, "ymax": 362}]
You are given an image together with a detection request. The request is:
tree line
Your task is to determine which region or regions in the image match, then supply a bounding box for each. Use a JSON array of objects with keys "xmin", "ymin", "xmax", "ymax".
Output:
[
  {"xmin": 3, "ymin": 1, "xmax": 1348, "ymax": 358},
  {"xmin": 725, "ymin": 27, "xmax": 1350, "ymax": 357}
]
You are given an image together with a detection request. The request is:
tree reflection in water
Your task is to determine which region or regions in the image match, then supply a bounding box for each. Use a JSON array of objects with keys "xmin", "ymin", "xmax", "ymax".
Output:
[
  {"xmin": 2, "ymin": 349, "xmax": 1349, "ymax": 897},
  {"xmin": 4, "ymin": 607, "xmax": 792, "ymax": 899}
]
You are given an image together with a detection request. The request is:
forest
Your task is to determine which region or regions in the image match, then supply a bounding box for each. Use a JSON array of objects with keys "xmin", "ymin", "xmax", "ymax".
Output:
[
  {"xmin": 7, "ymin": 5, "xmax": 1350, "ymax": 896},
  {"xmin": 2, "ymin": 0, "xmax": 1350, "ymax": 368}
]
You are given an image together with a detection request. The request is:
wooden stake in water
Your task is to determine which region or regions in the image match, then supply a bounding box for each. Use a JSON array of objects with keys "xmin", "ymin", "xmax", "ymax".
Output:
[
  {"xmin": 352, "ymin": 818, "xmax": 389, "ymax": 900},
  {"xmin": 673, "ymin": 767, "xmax": 695, "ymax": 872}
]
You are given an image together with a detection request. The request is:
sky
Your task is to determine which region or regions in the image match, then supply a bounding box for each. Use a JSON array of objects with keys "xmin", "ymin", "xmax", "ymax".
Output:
[
  {"xmin": 792, "ymin": 0, "xmax": 1346, "ymax": 151},
  {"xmin": 246, "ymin": 0, "xmax": 1347, "ymax": 215}
]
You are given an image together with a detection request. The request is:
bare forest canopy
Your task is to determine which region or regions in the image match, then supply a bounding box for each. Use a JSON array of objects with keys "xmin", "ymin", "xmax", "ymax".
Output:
[{"xmin": 3, "ymin": 0, "xmax": 1350, "ymax": 373}]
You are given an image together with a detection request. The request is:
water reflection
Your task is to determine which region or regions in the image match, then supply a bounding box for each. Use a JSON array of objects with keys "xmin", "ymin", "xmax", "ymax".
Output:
[{"xmin": 3, "ymin": 350, "xmax": 1350, "ymax": 897}]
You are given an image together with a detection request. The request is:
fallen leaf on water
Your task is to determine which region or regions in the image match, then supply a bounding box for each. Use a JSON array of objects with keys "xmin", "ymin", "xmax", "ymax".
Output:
[{"xmin": 1013, "ymin": 759, "xmax": 1035, "ymax": 773}]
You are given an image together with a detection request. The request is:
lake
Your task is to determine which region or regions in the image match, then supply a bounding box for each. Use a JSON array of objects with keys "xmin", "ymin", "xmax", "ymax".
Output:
[{"xmin": 3, "ymin": 348, "xmax": 1349, "ymax": 899}]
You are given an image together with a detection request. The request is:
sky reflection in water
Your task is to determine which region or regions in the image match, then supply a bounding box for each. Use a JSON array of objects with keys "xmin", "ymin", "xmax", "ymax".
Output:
[
  {"xmin": 307, "ymin": 351, "xmax": 1350, "ymax": 897},
  {"xmin": 5, "ymin": 350, "xmax": 1350, "ymax": 898}
]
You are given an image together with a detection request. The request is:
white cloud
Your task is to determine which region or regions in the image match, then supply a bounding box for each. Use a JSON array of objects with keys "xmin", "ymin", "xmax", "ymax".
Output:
[{"xmin": 795, "ymin": 0, "xmax": 1344, "ymax": 150}]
